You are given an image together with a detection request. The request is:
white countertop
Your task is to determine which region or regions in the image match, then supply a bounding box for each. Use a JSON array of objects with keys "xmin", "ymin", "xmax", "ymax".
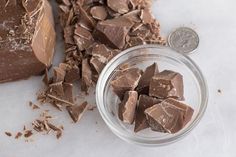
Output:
[{"xmin": 1, "ymin": 0, "xmax": 236, "ymax": 156}]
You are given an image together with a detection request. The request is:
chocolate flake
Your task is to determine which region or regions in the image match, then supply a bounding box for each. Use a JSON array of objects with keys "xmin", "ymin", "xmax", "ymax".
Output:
[{"xmin": 107, "ymin": 0, "xmax": 129, "ymax": 14}]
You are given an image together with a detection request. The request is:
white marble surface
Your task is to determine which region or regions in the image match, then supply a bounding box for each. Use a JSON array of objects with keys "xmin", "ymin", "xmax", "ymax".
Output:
[{"xmin": 0, "ymin": 0, "xmax": 236, "ymax": 156}]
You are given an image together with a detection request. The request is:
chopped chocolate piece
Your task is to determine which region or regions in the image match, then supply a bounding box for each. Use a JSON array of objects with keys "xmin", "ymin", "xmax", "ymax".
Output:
[
  {"xmin": 63, "ymin": 83, "xmax": 74, "ymax": 103},
  {"xmin": 107, "ymin": 0, "xmax": 129, "ymax": 14},
  {"xmin": 164, "ymin": 98, "xmax": 194, "ymax": 126},
  {"xmin": 118, "ymin": 91, "xmax": 138, "ymax": 124},
  {"xmin": 81, "ymin": 59, "xmax": 93, "ymax": 93},
  {"xmin": 64, "ymin": 67, "xmax": 80, "ymax": 83},
  {"xmin": 149, "ymin": 70, "xmax": 184, "ymax": 100},
  {"xmin": 136, "ymin": 63, "xmax": 159, "ymax": 94},
  {"xmin": 56, "ymin": 130, "xmax": 62, "ymax": 139},
  {"xmin": 90, "ymin": 57, "xmax": 105, "ymax": 74},
  {"xmin": 74, "ymin": 35, "xmax": 94, "ymax": 51},
  {"xmin": 123, "ymin": 10, "xmax": 142, "ymax": 23},
  {"xmin": 15, "ymin": 132, "xmax": 23, "ymax": 139},
  {"xmin": 46, "ymin": 94, "xmax": 75, "ymax": 107},
  {"xmin": 24, "ymin": 130, "xmax": 33, "ymax": 138},
  {"xmin": 140, "ymin": 8, "xmax": 154, "ymax": 24},
  {"xmin": 94, "ymin": 17, "xmax": 134, "ymax": 49},
  {"xmin": 92, "ymin": 44, "xmax": 113, "ymax": 62},
  {"xmin": 77, "ymin": 4, "xmax": 95, "ymax": 31},
  {"xmin": 49, "ymin": 82, "xmax": 65, "ymax": 97},
  {"xmin": 5, "ymin": 132, "xmax": 12, "ymax": 137},
  {"xmin": 134, "ymin": 95, "xmax": 162, "ymax": 132},
  {"xmin": 111, "ymin": 68, "xmax": 142, "ymax": 99},
  {"xmin": 74, "ymin": 25, "xmax": 93, "ymax": 41},
  {"xmin": 90, "ymin": 6, "xmax": 107, "ymax": 20},
  {"xmin": 64, "ymin": 26, "xmax": 75, "ymax": 44},
  {"xmin": 53, "ymin": 67, "xmax": 66, "ymax": 82},
  {"xmin": 67, "ymin": 101, "xmax": 88, "ymax": 123},
  {"xmin": 0, "ymin": 0, "xmax": 55, "ymax": 83},
  {"xmin": 145, "ymin": 98, "xmax": 193, "ymax": 133}
]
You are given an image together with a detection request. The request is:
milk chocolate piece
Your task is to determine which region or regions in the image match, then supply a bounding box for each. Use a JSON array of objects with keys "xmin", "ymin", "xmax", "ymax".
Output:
[
  {"xmin": 111, "ymin": 68, "xmax": 142, "ymax": 99},
  {"xmin": 149, "ymin": 70, "xmax": 184, "ymax": 100},
  {"xmin": 63, "ymin": 83, "xmax": 74, "ymax": 103},
  {"xmin": 94, "ymin": 17, "xmax": 134, "ymax": 49},
  {"xmin": 0, "ymin": 0, "xmax": 55, "ymax": 83},
  {"xmin": 118, "ymin": 91, "xmax": 138, "ymax": 124},
  {"xmin": 107, "ymin": 0, "xmax": 129, "ymax": 14},
  {"xmin": 134, "ymin": 95, "xmax": 162, "ymax": 132},
  {"xmin": 67, "ymin": 101, "xmax": 88, "ymax": 123},
  {"xmin": 137, "ymin": 63, "xmax": 159, "ymax": 94},
  {"xmin": 64, "ymin": 67, "xmax": 80, "ymax": 83},
  {"xmin": 90, "ymin": 6, "xmax": 107, "ymax": 20},
  {"xmin": 81, "ymin": 59, "xmax": 93, "ymax": 93},
  {"xmin": 145, "ymin": 98, "xmax": 193, "ymax": 133},
  {"xmin": 90, "ymin": 44, "xmax": 114, "ymax": 74}
]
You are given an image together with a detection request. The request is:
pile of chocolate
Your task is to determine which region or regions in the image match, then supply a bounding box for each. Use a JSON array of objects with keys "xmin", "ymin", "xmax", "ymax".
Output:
[
  {"xmin": 111, "ymin": 63, "xmax": 194, "ymax": 133},
  {"xmin": 54, "ymin": 0, "xmax": 165, "ymax": 93}
]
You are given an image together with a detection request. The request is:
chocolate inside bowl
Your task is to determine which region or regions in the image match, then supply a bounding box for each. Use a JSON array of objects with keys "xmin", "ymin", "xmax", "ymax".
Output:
[{"xmin": 96, "ymin": 45, "xmax": 208, "ymax": 146}]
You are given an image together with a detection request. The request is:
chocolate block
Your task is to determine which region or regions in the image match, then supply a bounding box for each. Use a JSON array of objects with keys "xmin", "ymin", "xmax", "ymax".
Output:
[
  {"xmin": 136, "ymin": 63, "xmax": 159, "ymax": 94},
  {"xmin": 118, "ymin": 91, "xmax": 138, "ymax": 124},
  {"xmin": 149, "ymin": 70, "xmax": 184, "ymax": 100},
  {"xmin": 134, "ymin": 95, "xmax": 162, "ymax": 132},
  {"xmin": 0, "ymin": 0, "xmax": 55, "ymax": 83},
  {"xmin": 94, "ymin": 17, "xmax": 134, "ymax": 49},
  {"xmin": 111, "ymin": 68, "xmax": 142, "ymax": 99},
  {"xmin": 145, "ymin": 98, "xmax": 194, "ymax": 133}
]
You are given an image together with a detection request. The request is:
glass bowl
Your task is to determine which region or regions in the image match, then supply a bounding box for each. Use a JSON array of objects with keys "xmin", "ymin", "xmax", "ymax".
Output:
[{"xmin": 96, "ymin": 44, "xmax": 208, "ymax": 146}]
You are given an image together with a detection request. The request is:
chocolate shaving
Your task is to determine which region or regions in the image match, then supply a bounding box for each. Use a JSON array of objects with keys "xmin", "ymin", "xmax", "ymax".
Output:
[
  {"xmin": 24, "ymin": 130, "xmax": 33, "ymax": 138},
  {"xmin": 15, "ymin": 132, "xmax": 23, "ymax": 139}
]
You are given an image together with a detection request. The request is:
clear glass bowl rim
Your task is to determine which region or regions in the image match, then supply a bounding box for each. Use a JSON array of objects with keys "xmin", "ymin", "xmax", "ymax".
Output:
[{"xmin": 96, "ymin": 44, "xmax": 208, "ymax": 146}]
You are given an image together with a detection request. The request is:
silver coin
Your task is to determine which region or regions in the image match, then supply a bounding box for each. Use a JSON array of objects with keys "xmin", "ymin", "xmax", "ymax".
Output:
[{"xmin": 168, "ymin": 27, "xmax": 199, "ymax": 54}]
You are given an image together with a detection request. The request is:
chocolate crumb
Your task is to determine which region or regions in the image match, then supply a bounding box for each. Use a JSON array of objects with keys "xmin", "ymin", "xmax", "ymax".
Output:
[
  {"xmin": 15, "ymin": 132, "xmax": 22, "ymax": 139},
  {"xmin": 217, "ymin": 89, "xmax": 222, "ymax": 93},
  {"xmin": 5, "ymin": 132, "xmax": 12, "ymax": 137},
  {"xmin": 24, "ymin": 130, "xmax": 33, "ymax": 138}
]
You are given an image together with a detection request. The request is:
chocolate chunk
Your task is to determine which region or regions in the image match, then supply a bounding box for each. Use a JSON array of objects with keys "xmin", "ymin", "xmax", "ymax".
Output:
[
  {"xmin": 74, "ymin": 25, "xmax": 93, "ymax": 41},
  {"xmin": 140, "ymin": 8, "xmax": 154, "ymax": 24},
  {"xmin": 137, "ymin": 63, "xmax": 159, "ymax": 94},
  {"xmin": 134, "ymin": 95, "xmax": 162, "ymax": 132},
  {"xmin": 63, "ymin": 83, "xmax": 74, "ymax": 103},
  {"xmin": 90, "ymin": 57, "xmax": 105, "ymax": 74},
  {"xmin": 94, "ymin": 17, "xmax": 134, "ymax": 49},
  {"xmin": 145, "ymin": 98, "xmax": 193, "ymax": 133},
  {"xmin": 53, "ymin": 67, "xmax": 66, "ymax": 82},
  {"xmin": 118, "ymin": 91, "xmax": 138, "ymax": 124},
  {"xmin": 77, "ymin": 4, "xmax": 95, "ymax": 31},
  {"xmin": 74, "ymin": 35, "xmax": 94, "ymax": 51},
  {"xmin": 0, "ymin": 0, "xmax": 55, "ymax": 83},
  {"xmin": 111, "ymin": 68, "xmax": 142, "ymax": 99},
  {"xmin": 107, "ymin": 0, "xmax": 129, "ymax": 14},
  {"xmin": 149, "ymin": 70, "xmax": 184, "ymax": 100},
  {"xmin": 81, "ymin": 59, "xmax": 93, "ymax": 93},
  {"xmin": 64, "ymin": 67, "xmax": 80, "ymax": 83},
  {"xmin": 90, "ymin": 6, "xmax": 107, "ymax": 20},
  {"xmin": 123, "ymin": 10, "xmax": 142, "ymax": 23},
  {"xmin": 49, "ymin": 82, "xmax": 65, "ymax": 97},
  {"xmin": 164, "ymin": 98, "xmax": 194, "ymax": 126},
  {"xmin": 67, "ymin": 101, "xmax": 88, "ymax": 123}
]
